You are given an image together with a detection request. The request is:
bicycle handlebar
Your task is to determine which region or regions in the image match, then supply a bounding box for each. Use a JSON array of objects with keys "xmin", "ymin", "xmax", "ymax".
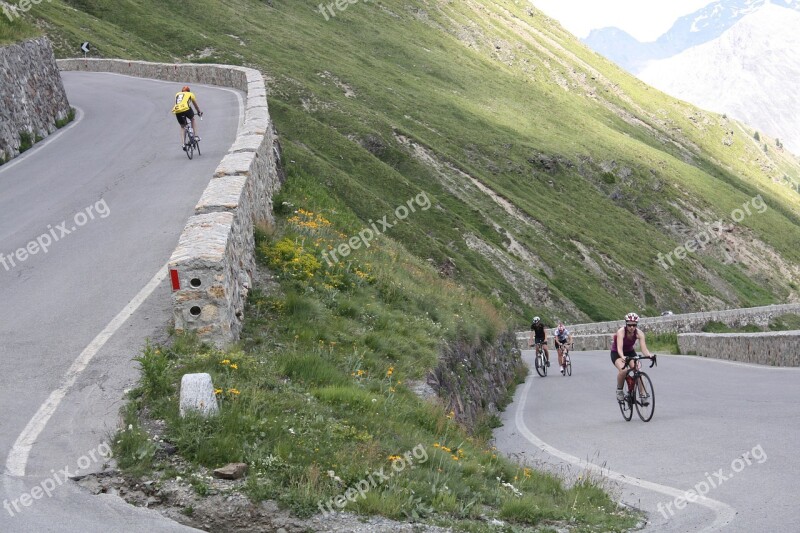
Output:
[{"xmin": 625, "ymin": 353, "xmax": 657, "ymax": 368}]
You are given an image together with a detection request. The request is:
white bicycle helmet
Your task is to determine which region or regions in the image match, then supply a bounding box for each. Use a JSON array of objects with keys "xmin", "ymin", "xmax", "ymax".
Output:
[
  {"xmin": 532, "ymin": 316, "xmax": 540, "ymax": 324},
  {"xmin": 625, "ymin": 312, "xmax": 640, "ymax": 325}
]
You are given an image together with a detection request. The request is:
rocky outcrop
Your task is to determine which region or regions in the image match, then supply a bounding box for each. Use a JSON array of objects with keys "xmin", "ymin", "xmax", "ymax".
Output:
[
  {"xmin": 0, "ymin": 37, "xmax": 71, "ymax": 161},
  {"xmin": 428, "ymin": 331, "xmax": 523, "ymax": 431}
]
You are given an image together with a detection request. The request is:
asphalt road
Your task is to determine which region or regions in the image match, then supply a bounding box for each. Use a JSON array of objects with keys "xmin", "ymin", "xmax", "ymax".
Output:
[
  {"xmin": 494, "ymin": 349, "xmax": 800, "ymax": 532},
  {"xmin": 0, "ymin": 71, "xmax": 242, "ymax": 532}
]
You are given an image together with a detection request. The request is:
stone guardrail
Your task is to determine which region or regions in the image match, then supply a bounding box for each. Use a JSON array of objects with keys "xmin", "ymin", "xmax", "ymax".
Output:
[
  {"xmin": 562, "ymin": 303, "xmax": 800, "ymax": 335},
  {"xmin": 515, "ymin": 304, "xmax": 800, "ymax": 366},
  {"xmin": 1, "ymin": 38, "xmax": 71, "ymax": 161},
  {"xmin": 58, "ymin": 58, "xmax": 283, "ymax": 347},
  {"xmin": 678, "ymin": 331, "xmax": 800, "ymax": 366},
  {"xmin": 515, "ymin": 333, "xmax": 610, "ymax": 352}
]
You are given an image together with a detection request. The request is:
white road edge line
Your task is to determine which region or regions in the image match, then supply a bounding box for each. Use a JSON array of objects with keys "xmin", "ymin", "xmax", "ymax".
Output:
[
  {"xmin": 4, "ymin": 265, "xmax": 169, "ymax": 477},
  {"xmin": 513, "ymin": 375, "xmax": 737, "ymax": 532},
  {"xmin": 0, "ymin": 106, "xmax": 84, "ymax": 177}
]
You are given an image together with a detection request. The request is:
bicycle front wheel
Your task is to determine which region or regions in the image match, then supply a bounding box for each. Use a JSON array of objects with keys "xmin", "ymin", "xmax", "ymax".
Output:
[
  {"xmin": 619, "ymin": 372, "xmax": 634, "ymax": 421},
  {"xmin": 565, "ymin": 353, "xmax": 572, "ymax": 376},
  {"xmin": 535, "ymin": 352, "xmax": 546, "ymax": 377},
  {"xmin": 195, "ymin": 138, "xmax": 201, "ymax": 156},
  {"xmin": 635, "ymin": 372, "xmax": 655, "ymax": 422}
]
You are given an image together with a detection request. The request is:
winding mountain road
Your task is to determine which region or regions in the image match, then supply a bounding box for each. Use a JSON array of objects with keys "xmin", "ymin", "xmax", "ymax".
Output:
[
  {"xmin": 494, "ymin": 349, "xmax": 800, "ymax": 532},
  {"xmin": 0, "ymin": 71, "xmax": 241, "ymax": 532}
]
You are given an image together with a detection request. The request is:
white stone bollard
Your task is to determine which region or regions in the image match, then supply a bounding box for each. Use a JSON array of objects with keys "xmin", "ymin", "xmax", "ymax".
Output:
[{"xmin": 179, "ymin": 373, "xmax": 219, "ymax": 417}]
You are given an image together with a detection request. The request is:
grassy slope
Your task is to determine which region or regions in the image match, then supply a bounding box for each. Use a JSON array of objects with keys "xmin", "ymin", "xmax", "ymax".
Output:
[
  {"xmin": 0, "ymin": 7, "xmax": 41, "ymax": 44},
  {"xmin": 27, "ymin": 0, "xmax": 800, "ymax": 325}
]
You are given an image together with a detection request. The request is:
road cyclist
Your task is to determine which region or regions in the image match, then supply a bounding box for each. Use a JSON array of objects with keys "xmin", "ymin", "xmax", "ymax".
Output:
[
  {"xmin": 611, "ymin": 312, "xmax": 655, "ymax": 403},
  {"xmin": 553, "ymin": 322, "xmax": 573, "ymax": 375},
  {"xmin": 171, "ymin": 86, "xmax": 203, "ymax": 152},
  {"xmin": 528, "ymin": 316, "xmax": 550, "ymax": 367}
]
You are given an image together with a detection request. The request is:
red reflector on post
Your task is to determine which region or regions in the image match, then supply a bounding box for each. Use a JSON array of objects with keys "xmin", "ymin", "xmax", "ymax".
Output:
[{"xmin": 170, "ymin": 269, "xmax": 180, "ymax": 291}]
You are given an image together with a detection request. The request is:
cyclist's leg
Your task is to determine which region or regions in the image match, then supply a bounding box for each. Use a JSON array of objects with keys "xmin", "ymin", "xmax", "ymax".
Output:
[
  {"xmin": 176, "ymin": 113, "xmax": 187, "ymax": 146},
  {"xmin": 187, "ymin": 108, "xmax": 197, "ymax": 140},
  {"xmin": 612, "ymin": 353, "xmax": 627, "ymax": 389}
]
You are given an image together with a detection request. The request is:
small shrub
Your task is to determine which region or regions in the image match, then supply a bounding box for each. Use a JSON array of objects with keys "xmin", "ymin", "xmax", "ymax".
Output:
[
  {"xmin": 18, "ymin": 131, "xmax": 34, "ymax": 153},
  {"xmin": 133, "ymin": 342, "xmax": 173, "ymax": 401}
]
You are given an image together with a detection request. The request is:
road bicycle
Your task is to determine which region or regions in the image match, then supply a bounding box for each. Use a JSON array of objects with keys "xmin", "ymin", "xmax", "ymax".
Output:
[
  {"xmin": 558, "ymin": 342, "xmax": 573, "ymax": 376},
  {"xmin": 182, "ymin": 112, "xmax": 203, "ymax": 159},
  {"xmin": 618, "ymin": 353, "xmax": 657, "ymax": 422},
  {"xmin": 532, "ymin": 341, "xmax": 548, "ymax": 377}
]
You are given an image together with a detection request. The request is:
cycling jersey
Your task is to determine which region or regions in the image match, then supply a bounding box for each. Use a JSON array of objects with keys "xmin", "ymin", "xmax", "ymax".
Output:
[
  {"xmin": 611, "ymin": 329, "xmax": 637, "ymax": 353},
  {"xmin": 530, "ymin": 322, "xmax": 546, "ymax": 341},
  {"xmin": 172, "ymin": 91, "xmax": 197, "ymax": 114},
  {"xmin": 554, "ymin": 328, "xmax": 570, "ymax": 343}
]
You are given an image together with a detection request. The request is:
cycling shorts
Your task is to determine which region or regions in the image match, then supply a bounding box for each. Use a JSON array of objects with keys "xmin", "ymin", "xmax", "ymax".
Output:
[
  {"xmin": 611, "ymin": 350, "xmax": 637, "ymax": 364},
  {"xmin": 175, "ymin": 108, "xmax": 195, "ymax": 126}
]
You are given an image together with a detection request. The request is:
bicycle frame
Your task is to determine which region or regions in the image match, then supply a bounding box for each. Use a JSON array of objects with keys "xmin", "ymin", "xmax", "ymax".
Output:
[{"xmin": 618, "ymin": 353, "xmax": 657, "ymax": 422}]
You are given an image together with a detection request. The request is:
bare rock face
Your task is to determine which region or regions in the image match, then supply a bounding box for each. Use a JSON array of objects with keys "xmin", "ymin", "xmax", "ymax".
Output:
[{"xmin": 179, "ymin": 373, "xmax": 219, "ymax": 417}]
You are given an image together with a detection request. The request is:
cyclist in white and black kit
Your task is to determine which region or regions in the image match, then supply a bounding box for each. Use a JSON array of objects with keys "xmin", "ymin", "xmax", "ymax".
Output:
[{"xmin": 553, "ymin": 322, "xmax": 572, "ymax": 375}]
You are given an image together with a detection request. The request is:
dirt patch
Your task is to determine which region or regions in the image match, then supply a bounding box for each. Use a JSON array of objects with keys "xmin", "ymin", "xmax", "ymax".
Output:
[{"xmin": 76, "ymin": 458, "xmax": 452, "ymax": 533}]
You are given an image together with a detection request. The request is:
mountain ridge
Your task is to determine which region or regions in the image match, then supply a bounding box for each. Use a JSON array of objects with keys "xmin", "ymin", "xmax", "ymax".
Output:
[
  {"xmin": 638, "ymin": 2, "xmax": 800, "ymax": 155},
  {"xmin": 583, "ymin": 0, "xmax": 800, "ymax": 73}
]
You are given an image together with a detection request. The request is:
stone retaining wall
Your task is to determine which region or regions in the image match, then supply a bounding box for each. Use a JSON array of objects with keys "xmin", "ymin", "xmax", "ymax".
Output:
[
  {"xmin": 58, "ymin": 58, "xmax": 283, "ymax": 347},
  {"xmin": 516, "ymin": 303, "xmax": 800, "ymax": 365},
  {"xmin": 0, "ymin": 38, "xmax": 71, "ymax": 161},
  {"xmin": 678, "ymin": 331, "xmax": 800, "ymax": 366}
]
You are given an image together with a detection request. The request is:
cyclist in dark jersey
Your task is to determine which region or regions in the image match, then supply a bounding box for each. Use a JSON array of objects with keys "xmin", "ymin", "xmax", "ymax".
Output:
[
  {"xmin": 528, "ymin": 316, "xmax": 550, "ymax": 366},
  {"xmin": 553, "ymin": 322, "xmax": 572, "ymax": 375},
  {"xmin": 612, "ymin": 312, "xmax": 654, "ymax": 401}
]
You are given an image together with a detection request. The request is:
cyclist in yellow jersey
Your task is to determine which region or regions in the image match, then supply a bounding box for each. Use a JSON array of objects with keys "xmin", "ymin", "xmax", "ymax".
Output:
[{"xmin": 172, "ymin": 86, "xmax": 203, "ymax": 150}]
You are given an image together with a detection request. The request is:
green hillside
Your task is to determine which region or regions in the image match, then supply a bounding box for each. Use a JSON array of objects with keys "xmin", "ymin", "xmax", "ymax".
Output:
[
  {"xmin": 25, "ymin": 0, "xmax": 800, "ymax": 323},
  {"xmin": 9, "ymin": 0, "xmax": 800, "ymax": 529}
]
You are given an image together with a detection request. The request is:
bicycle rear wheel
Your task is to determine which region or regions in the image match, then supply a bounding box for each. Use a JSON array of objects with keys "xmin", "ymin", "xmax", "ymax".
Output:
[
  {"xmin": 184, "ymin": 130, "xmax": 193, "ymax": 159},
  {"xmin": 634, "ymin": 372, "xmax": 655, "ymax": 422}
]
